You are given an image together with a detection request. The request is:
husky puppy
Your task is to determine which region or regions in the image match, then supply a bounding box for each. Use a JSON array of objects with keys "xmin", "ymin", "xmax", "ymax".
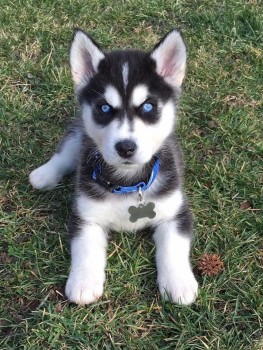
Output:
[{"xmin": 29, "ymin": 29, "xmax": 198, "ymax": 305}]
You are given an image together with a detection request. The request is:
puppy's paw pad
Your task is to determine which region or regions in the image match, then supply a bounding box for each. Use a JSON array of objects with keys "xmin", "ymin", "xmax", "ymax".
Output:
[
  {"xmin": 65, "ymin": 273, "xmax": 105, "ymax": 305},
  {"xmin": 29, "ymin": 163, "xmax": 60, "ymax": 190},
  {"xmin": 158, "ymin": 270, "xmax": 198, "ymax": 305}
]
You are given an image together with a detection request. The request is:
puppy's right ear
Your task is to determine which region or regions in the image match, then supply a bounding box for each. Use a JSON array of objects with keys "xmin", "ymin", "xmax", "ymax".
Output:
[{"xmin": 70, "ymin": 30, "xmax": 105, "ymax": 89}]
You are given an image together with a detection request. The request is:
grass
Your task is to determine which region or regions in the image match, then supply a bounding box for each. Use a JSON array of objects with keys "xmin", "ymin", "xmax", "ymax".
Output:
[{"xmin": 0, "ymin": 0, "xmax": 262, "ymax": 349}]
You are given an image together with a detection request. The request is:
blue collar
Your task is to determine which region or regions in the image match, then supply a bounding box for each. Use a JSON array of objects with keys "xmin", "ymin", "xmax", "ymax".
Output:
[{"xmin": 92, "ymin": 157, "xmax": 160, "ymax": 194}]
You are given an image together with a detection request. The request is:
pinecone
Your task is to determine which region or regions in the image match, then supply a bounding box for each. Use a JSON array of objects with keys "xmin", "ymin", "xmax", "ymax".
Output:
[{"xmin": 198, "ymin": 254, "xmax": 224, "ymax": 276}]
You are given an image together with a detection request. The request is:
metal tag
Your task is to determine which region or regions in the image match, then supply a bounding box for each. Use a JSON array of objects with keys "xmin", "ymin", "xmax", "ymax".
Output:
[{"xmin": 128, "ymin": 202, "xmax": 156, "ymax": 222}]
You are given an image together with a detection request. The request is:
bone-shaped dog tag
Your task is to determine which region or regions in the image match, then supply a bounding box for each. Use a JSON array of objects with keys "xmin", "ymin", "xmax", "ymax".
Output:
[{"xmin": 128, "ymin": 202, "xmax": 156, "ymax": 223}]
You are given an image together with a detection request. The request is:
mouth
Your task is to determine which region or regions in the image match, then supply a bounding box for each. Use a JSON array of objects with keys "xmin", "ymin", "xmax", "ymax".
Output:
[{"xmin": 118, "ymin": 161, "xmax": 141, "ymax": 169}]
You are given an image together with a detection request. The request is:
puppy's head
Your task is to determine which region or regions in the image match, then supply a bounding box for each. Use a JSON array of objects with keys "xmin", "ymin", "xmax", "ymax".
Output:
[{"xmin": 70, "ymin": 29, "xmax": 186, "ymax": 168}]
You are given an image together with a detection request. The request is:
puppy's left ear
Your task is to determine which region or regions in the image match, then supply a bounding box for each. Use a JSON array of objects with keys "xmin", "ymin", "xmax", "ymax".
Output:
[{"xmin": 150, "ymin": 29, "xmax": 187, "ymax": 88}]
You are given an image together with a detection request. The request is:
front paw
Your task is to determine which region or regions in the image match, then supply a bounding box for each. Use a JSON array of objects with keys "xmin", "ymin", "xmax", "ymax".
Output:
[
  {"xmin": 158, "ymin": 269, "xmax": 198, "ymax": 305},
  {"xmin": 29, "ymin": 163, "xmax": 61, "ymax": 190},
  {"xmin": 65, "ymin": 270, "xmax": 105, "ymax": 305}
]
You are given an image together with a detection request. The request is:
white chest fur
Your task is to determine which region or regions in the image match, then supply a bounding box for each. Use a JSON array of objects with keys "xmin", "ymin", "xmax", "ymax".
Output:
[{"xmin": 76, "ymin": 189, "xmax": 184, "ymax": 232}]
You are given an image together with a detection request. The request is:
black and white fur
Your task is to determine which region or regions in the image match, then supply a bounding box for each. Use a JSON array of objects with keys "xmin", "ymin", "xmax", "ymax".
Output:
[{"xmin": 29, "ymin": 29, "xmax": 198, "ymax": 305}]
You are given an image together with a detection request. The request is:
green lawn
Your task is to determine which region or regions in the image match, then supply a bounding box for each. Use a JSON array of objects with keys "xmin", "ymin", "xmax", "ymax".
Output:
[{"xmin": 0, "ymin": 0, "xmax": 262, "ymax": 349}]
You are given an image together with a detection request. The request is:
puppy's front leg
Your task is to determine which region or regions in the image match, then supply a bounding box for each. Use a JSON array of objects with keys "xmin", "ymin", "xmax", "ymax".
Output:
[
  {"xmin": 65, "ymin": 222, "xmax": 108, "ymax": 305},
  {"xmin": 153, "ymin": 217, "xmax": 198, "ymax": 305},
  {"xmin": 29, "ymin": 120, "xmax": 82, "ymax": 190}
]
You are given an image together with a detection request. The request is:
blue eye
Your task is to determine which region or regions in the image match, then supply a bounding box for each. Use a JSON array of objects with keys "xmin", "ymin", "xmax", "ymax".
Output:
[
  {"xmin": 101, "ymin": 104, "xmax": 111, "ymax": 113},
  {"xmin": 142, "ymin": 103, "xmax": 154, "ymax": 113}
]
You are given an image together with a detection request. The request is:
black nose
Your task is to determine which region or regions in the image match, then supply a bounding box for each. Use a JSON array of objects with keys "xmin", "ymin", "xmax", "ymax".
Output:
[{"xmin": 115, "ymin": 140, "xmax": 137, "ymax": 158}]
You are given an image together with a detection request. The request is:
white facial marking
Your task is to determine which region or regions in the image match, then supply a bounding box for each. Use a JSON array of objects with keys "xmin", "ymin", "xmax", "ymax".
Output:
[
  {"xmin": 82, "ymin": 104, "xmax": 101, "ymax": 143},
  {"xmin": 113, "ymin": 118, "xmax": 131, "ymax": 139},
  {"xmin": 104, "ymin": 85, "xmax": 122, "ymax": 108},
  {"xmin": 131, "ymin": 84, "xmax": 149, "ymax": 107},
  {"xmin": 122, "ymin": 62, "xmax": 129, "ymax": 89}
]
